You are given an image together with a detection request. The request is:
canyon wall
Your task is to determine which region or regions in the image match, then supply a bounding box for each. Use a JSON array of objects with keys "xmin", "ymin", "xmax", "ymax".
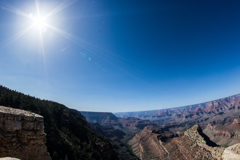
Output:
[
  {"xmin": 203, "ymin": 119, "xmax": 240, "ymax": 146},
  {"xmin": 129, "ymin": 124, "xmax": 225, "ymax": 160},
  {"xmin": 0, "ymin": 106, "xmax": 51, "ymax": 160}
]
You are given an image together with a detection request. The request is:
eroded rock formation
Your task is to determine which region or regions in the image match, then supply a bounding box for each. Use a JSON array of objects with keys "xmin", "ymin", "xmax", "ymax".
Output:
[
  {"xmin": 0, "ymin": 106, "xmax": 51, "ymax": 160},
  {"xmin": 203, "ymin": 119, "xmax": 240, "ymax": 146},
  {"xmin": 129, "ymin": 124, "xmax": 225, "ymax": 160},
  {"xmin": 222, "ymin": 143, "xmax": 240, "ymax": 160}
]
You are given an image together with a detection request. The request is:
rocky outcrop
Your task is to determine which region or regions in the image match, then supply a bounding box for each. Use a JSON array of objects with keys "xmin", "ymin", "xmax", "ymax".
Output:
[
  {"xmin": 222, "ymin": 143, "xmax": 240, "ymax": 160},
  {"xmin": 232, "ymin": 119, "xmax": 240, "ymax": 124},
  {"xmin": 184, "ymin": 124, "xmax": 225, "ymax": 159},
  {"xmin": 0, "ymin": 106, "xmax": 51, "ymax": 160},
  {"xmin": 129, "ymin": 124, "xmax": 225, "ymax": 160}
]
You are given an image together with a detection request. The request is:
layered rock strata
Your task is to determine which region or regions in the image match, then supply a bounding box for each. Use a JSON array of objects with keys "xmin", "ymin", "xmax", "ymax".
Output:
[
  {"xmin": 203, "ymin": 119, "xmax": 240, "ymax": 146},
  {"xmin": 129, "ymin": 124, "xmax": 225, "ymax": 160},
  {"xmin": 115, "ymin": 94, "xmax": 240, "ymax": 129},
  {"xmin": 0, "ymin": 106, "xmax": 51, "ymax": 160}
]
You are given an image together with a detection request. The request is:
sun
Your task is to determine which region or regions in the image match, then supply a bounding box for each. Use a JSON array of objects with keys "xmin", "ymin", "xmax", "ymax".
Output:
[{"xmin": 33, "ymin": 16, "xmax": 46, "ymax": 28}]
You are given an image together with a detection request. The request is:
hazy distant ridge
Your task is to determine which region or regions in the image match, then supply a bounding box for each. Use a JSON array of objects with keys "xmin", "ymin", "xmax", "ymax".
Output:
[{"xmin": 114, "ymin": 93, "xmax": 240, "ymax": 118}]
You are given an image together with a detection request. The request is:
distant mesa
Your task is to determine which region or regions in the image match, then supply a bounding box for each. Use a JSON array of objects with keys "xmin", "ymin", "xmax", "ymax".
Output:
[
  {"xmin": 80, "ymin": 111, "xmax": 121, "ymax": 126},
  {"xmin": 80, "ymin": 111, "xmax": 156, "ymax": 129},
  {"xmin": 114, "ymin": 93, "xmax": 240, "ymax": 129}
]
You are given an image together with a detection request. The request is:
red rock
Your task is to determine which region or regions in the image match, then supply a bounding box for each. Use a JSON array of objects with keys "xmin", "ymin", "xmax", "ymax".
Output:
[{"xmin": 129, "ymin": 124, "xmax": 225, "ymax": 160}]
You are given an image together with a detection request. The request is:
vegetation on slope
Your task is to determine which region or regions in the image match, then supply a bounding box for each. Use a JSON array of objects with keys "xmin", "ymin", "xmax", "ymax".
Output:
[{"xmin": 0, "ymin": 85, "xmax": 118, "ymax": 160}]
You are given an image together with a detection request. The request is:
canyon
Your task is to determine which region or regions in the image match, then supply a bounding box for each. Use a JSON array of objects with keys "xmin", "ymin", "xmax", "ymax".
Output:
[
  {"xmin": 2, "ymin": 84, "xmax": 240, "ymax": 159},
  {"xmin": 80, "ymin": 111, "xmax": 157, "ymax": 159},
  {"xmin": 81, "ymin": 93, "xmax": 240, "ymax": 160},
  {"xmin": 128, "ymin": 124, "xmax": 240, "ymax": 160}
]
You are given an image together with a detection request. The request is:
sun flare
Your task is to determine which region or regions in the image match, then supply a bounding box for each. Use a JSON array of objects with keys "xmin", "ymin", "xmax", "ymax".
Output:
[{"xmin": 33, "ymin": 16, "xmax": 46, "ymax": 28}]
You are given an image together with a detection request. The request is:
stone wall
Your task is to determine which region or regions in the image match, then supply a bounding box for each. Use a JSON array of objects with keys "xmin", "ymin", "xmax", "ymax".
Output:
[{"xmin": 0, "ymin": 106, "xmax": 51, "ymax": 160}]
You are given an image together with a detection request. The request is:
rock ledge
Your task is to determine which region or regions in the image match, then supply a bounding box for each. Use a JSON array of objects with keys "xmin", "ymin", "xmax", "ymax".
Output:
[{"xmin": 0, "ymin": 106, "xmax": 51, "ymax": 160}]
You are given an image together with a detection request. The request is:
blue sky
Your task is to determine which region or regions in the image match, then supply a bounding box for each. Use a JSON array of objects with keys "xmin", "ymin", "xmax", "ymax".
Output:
[{"xmin": 1, "ymin": 0, "xmax": 240, "ymax": 112}]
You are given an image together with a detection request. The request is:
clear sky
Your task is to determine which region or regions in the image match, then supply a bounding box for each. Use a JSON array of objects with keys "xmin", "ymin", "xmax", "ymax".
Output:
[{"xmin": 1, "ymin": 0, "xmax": 240, "ymax": 112}]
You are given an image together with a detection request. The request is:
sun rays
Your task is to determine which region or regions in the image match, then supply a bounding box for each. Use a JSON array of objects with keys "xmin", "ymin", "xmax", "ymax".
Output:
[
  {"xmin": 1, "ymin": 0, "xmax": 108, "ymax": 60},
  {"xmin": 0, "ymin": 0, "xmax": 142, "ymax": 84},
  {"xmin": 0, "ymin": 0, "xmax": 74, "ymax": 47}
]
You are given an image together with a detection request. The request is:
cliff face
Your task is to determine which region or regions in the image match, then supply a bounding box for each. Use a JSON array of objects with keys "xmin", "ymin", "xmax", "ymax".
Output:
[
  {"xmin": 0, "ymin": 106, "xmax": 51, "ymax": 160},
  {"xmin": 203, "ymin": 119, "xmax": 240, "ymax": 146},
  {"xmin": 129, "ymin": 124, "xmax": 225, "ymax": 160}
]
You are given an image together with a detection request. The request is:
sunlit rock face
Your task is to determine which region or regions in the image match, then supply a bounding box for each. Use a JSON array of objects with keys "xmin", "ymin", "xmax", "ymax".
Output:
[
  {"xmin": 0, "ymin": 106, "xmax": 51, "ymax": 160},
  {"xmin": 129, "ymin": 124, "xmax": 225, "ymax": 160},
  {"xmin": 222, "ymin": 143, "xmax": 240, "ymax": 160}
]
